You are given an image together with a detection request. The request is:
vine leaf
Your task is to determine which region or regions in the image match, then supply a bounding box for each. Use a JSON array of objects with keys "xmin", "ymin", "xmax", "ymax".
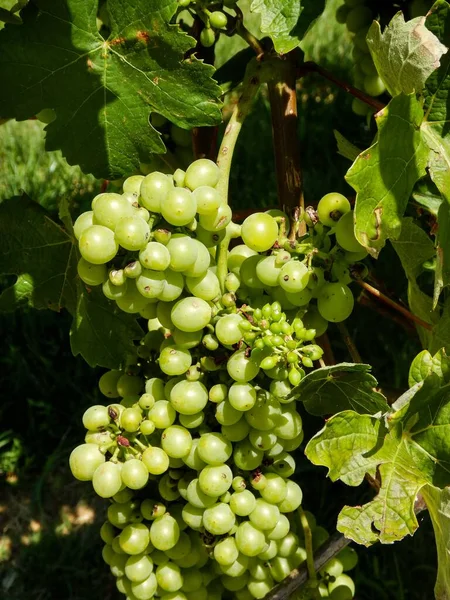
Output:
[
  {"xmin": 290, "ymin": 363, "xmax": 388, "ymax": 416},
  {"xmin": 435, "ymin": 201, "xmax": 450, "ymax": 306},
  {"xmin": 412, "ymin": 177, "xmax": 442, "ymax": 215},
  {"xmin": 250, "ymin": 0, "xmax": 325, "ymax": 54},
  {"xmin": 70, "ymin": 285, "xmax": 143, "ymax": 369},
  {"xmin": 366, "ymin": 11, "xmax": 447, "ymax": 98},
  {"xmin": 305, "ymin": 376, "xmax": 450, "ymax": 545},
  {"xmin": 0, "ymin": 195, "xmax": 142, "ymax": 369},
  {"xmin": 0, "ymin": 195, "xmax": 78, "ymax": 314},
  {"xmin": 421, "ymin": 485, "xmax": 450, "ymax": 600},
  {"xmin": 334, "ymin": 130, "xmax": 361, "ymax": 162},
  {"xmin": 346, "ymin": 94, "xmax": 429, "ymax": 256},
  {"xmin": 0, "ymin": 0, "xmax": 221, "ymax": 179}
]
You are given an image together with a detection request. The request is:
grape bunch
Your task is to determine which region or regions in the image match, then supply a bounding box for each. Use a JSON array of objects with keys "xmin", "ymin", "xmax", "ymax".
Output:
[
  {"xmin": 177, "ymin": 0, "xmax": 236, "ymax": 48},
  {"xmin": 335, "ymin": 0, "xmax": 386, "ymax": 116},
  {"xmin": 71, "ymin": 156, "xmax": 365, "ymax": 598}
]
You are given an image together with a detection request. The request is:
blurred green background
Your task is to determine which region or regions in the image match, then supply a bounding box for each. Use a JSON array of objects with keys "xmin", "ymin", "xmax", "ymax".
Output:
[{"xmin": 0, "ymin": 1, "xmax": 437, "ymax": 599}]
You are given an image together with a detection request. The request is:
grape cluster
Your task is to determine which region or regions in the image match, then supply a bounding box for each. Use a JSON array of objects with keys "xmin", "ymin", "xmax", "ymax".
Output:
[
  {"xmin": 335, "ymin": 0, "xmax": 386, "ymax": 116},
  {"xmin": 177, "ymin": 0, "xmax": 236, "ymax": 48},
  {"xmin": 71, "ymin": 157, "xmax": 364, "ymax": 598}
]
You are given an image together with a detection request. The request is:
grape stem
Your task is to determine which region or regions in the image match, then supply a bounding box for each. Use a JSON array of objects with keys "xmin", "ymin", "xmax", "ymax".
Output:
[
  {"xmin": 215, "ymin": 59, "xmax": 262, "ymax": 293},
  {"xmin": 356, "ymin": 280, "xmax": 432, "ymax": 331},
  {"xmin": 234, "ymin": 5, "xmax": 264, "ymax": 56},
  {"xmin": 297, "ymin": 62, "xmax": 385, "ymax": 112},
  {"xmin": 298, "ymin": 507, "xmax": 321, "ymax": 600},
  {"xmin": 267, "ymin": 53, "xmax": 306, "ymax": 237},
  {"xmin": 336, "ymin": 321, "xmax": 362, "ymax": 363}
]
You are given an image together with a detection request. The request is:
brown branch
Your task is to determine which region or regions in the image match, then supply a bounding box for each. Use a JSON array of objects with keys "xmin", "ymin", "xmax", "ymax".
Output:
[
  {"xmin": 298, "ymin": 61, "xmax": 385, "ymax": 112},
  {"xmin": 234, "ymin": 6, "xmax": 264, "ymax": 56},
  {"xmin": 316, "ymin": 332, "xmax": 335, "ymax": 366},
  {"xmin": 267, "ymin": 54, "xmax": 305, "ymax": 236},
  {"xmin": 336, "ymin": 321, "xmax": 362, "ymax": 363},
  {"xmin": 358, "ymin": 292, "xmax": 417, "ymax": 335},
  {"xmin": 356, "ymin": 280, "xmax": 432, "ymax": 331}
]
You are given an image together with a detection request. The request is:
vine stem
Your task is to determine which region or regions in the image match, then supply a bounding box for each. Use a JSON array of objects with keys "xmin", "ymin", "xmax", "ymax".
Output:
[
  {"xmin": 267, "ymin": 54, "xmax": 305, "ymax": 237},
  {"xmin": 336, "ymin": 321, "xmax": 362, "ymax": 363},
  {"xmin": 356, "ymin": 280, "xmax": 432, "ymax": 331},
  {"xmin": 215, "ymin": 60, "xmax": 262, "ymax": 292},
  {"xmin": 298, "ymin": 507, "xmax": 320, "ymax": 600},
  {"xmin": 298, "ymin": 61, "xmax": 385, "ymax": 112}
]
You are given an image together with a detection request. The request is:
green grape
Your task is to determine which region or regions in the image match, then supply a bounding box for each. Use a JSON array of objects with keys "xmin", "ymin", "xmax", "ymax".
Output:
[
  {"xmin": 186, "ymin": 270, "xmax": 220, "ymax": 302},
  {"xmin": 181, "ymin": 503, "xmax": 204, "ymax": 531},
  {"xmin": 235, "ymin": 522, "xmax": 266, "ymax": 557},
  {"xmin": 192, "ymin": 186, "xmax": 221, "ymax": 215},
  {"xmin": 79, "ymin": 225, "xmax": 119, "ymax": 264},
  {"xmin": 184, "ymin": 239, "xmax": 211, "ymax": 278},
  {"xmin": 210, "ymin": 10, "xmax": 228, "ymax": 28},
  {"xmin": 93, "ymin": 461, "xmax": 123, "ymax": 498},
  {"xmin": 69, "ymin": 443, "xmax": 105, "ymax": 481},
  {"xmin": 221, "ymin": 418, "xmax": 250, "ymax": 442},
  {"xmin": 351, "ymin": 96, "xmax": 370, "ymax": 116},
  {"xmin": 317, "ymin": 192, "xmax": 351, "ymax": 227},
  {"xmin": 228, "ymin": 383, "xmax": 257, "ymax": 411},
  {"xmin": 227, "ymin": 350, "xmax": 260, "ymax": 383},
  {"xmin": 172, "ymin": 328, "xmax": 203, "ymax": 350},
  {"xmin": 336, "ymin": 4, "xmax": 350, "ymax": 24},
  {"xmin": 136, "ymin": 269, "xmax": 166, "ymax": 299},
  {"xmin": 270, "ymin": 451, "xmax": 296, "ymax": 478},
  {"xmin": 215, "ymin": 400, "xmax": 242, "ymax": 426},
  {"xmin": 159, "ymin": 346, "xmax": 192, "ymax": 376},
  {"xmin": 244, "ymin": 394, "xmax": 280, "ymax": 431},
  {"xmin": 194, "ymin": 224, "xmax": 225, "ymax": 248},
  {"xmin": 279, "ymin": 260, "xmax": 310, "ymax": 293},
  {"xmin": 199, "ymin": 464, "xmax": 233, "ymax": 497},
  {"xmin": 170, "ymin": 380, "xmax": 208, "ymax": 414},
  {"xmin": 139, "ymin": 241, "xmax": 171, "ymax": 271},
  {"xmin": 203, "ymin": 502, "xmax": 235, "ymax": 535},
  {"xmin": 108, "ymin": 501, "xmax": 136, "ymax": 528},
  {"xmin": 161, "ymin": 187, "xmax": 197, "ymax": 227},
  {"xmin": 278, "ymin": 480, "xmax": 303, "ymax": 512},
  {"xmin": 110, "ymin": 553, "xmax": 128, "ymax": 578},
  {"xmin": 239, "ymin": 255, "xmax": 264, "ymax": 289},
  {"xmin": 100, "ymin": 520, "xmax": 117, "ymax": 544},
  {"xmin": 171, "ymin": 297, "xmax": 212, "ymax": 332},
  {"xmin": 125, "ymin": 553, "xmax": 154, "ymax": 583},
  {"xmin": 233, "ymin": 439, "xmax": 263, "ymax": 470},
  {"xmin": 150, "ymin": 514, "xmax": 180, "ymax": 551},
  {"xmin": 115, "ymin": 216, "xmax": 150, "ymax": 251},
  {"xmin": 145, "ymin": 377, "xmax": 166, "ymax": 399},
  {"xmin": 260, "ymin": 473, "xmax": 287, "ymax": 504},
  {"xmin": 161, "ymin": 425, "xmax": 192, "ymax": 458},
  {"xmin": 215, "ymin": 313, "xmax": 244, "ymax": 346},
  {"xmin": 82, "ymin": 405, "xmax": 110, "ymax": 430},
  {"xmin": 123, "ymin": 175, "xmax": 144, "ymax": 197},
  {"xmin": 364, "ymin": 72, "xmax": 386, "ymax": 97},
  {"xmin": 140, "ymin": 172, "xmax": 173, "ymax": 212},
  {"xmin": 165, "ymin": 531, "xmax": 192, "ymax": 560},
  {"xmin": 320, "ymin": 557, "xmax": 344, "ymax": 578},
  {"xmin": 186, "ymin": 478, "xmax": 217, "ymax": 508},
  {"xmin": 131, "ymin": 572, "xmax": 158, "ymax": 600},
  {"xmin": 229, "ymin": 490, "xmax": 256, "ymax": 517},
  {"xmin": 77, "ymin": 257, "xmax": 107, "ymax": 286},
  {"xmin": 303, "ymin": 306, "xmax": 328, "ymax": 336},
  {"xmin": 228, "ymin": 244, "xmax": 257, "ymax": 274},
  {"xmin": 156, "ymin": 561, "xmax": 183, "ymax": 592},
  {"xmin": 198, "ymin": 203, "xmax": 232, "ymax": 232},
  {"xmin": 197, "ymin": 433, "xmax": 232, "ymax": 465},
  {"xmin": 250, "ymin": 560, "xmax": 271, "ymax": 581},
  {"xmin": 155, "ymin": 270, "xmax": 182, "ymax": 303},
  {"xmin": 102, "ymin": 277, "xmax": 128, "ymax": 300},
  {"xmin": 167, "ymin": 234, "xmax": 198, "ymax": 272},
  {"xmin": 179, "ymin": 411, "xmax": 204, "ymax": 429},
  {"xmin": 93, "ymin": 193, "xmax": 133, "ymax": 230},
  {"xmin": 274, "ymin": 407, "xmax": 302, "ymax": 440},
  {"xmin": 113, "ymin": 487, "xmax": 135, "ymax": 504},
  {"xmin": 117, "ymin": 373, "xmax": 143, "ymax": 397},
  {"xmin": 74, "ymin": 210, "xmax": 94, "ymax": 240},
  {"xmin": 117, "ymin": 281, "xmax": 153, "ymax": 313},
  {"xmin": 276, "ymin": 532, "xmax": 300, "ymax": 558},
  {"xmin": 120, "ymin": 406, "xmax": 142, "ymax": 432},
  {"xmin": 266, "ymin": 514, "xmax": 290, "ymax": 540},
  {"xmin": 241, "ymin": 213, "xmax": 278, "ymax": 252},
  {"xmin": 185, "ymin": 159, "xmax": 220, "ymax": 190},
  {"xmin": 121, "ymin": 459, "xmax": 149, "ymax": 490},
  {"xmin": 249, "ymin": 429, "xmax": 277, "ymax": 451},
  {"xmin": 200, "ymin": 26, "xmax": 215, "ymax": 47},
  {"xmin": 255, "ymin": 255, "xmax": 281, "ymax": 286},
  {"xmin": 142, "ymin": 446, "xmax": 170, "ymax": 475},
  {"xmin": 346, "ymin": 5, "xmax": 372, "ymax": 32},
  {"xmin": 328, "ymin": 574, "xmax": 355, "ymax": 599},
  {"xmin": 317, "ymin": 282, "xmax": 354, "ymax": 322},
  {"xmin": 37, "ymin": 107, "xmax": 56, "ymax": 124}
]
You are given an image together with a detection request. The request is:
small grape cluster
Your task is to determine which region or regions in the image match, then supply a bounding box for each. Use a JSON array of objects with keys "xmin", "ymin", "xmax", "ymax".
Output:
[
  {"xmin": 71, "ymin": 155, "xmax": 365, "ymax": 598},
  {"xmin": 177, "ymin": 0, "xmax": 237, "ymax": 48},
  {"xmin": 335, "ymin": 0, "xmax": 386, "ymax": 116}
]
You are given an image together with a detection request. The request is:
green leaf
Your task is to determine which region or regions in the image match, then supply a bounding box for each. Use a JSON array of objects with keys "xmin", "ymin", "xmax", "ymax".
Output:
[
  {"xmin": 250, "ymin": 0, "xmax": 325, "ymax": 54},
  {"xmin": 435, "ymin": 201, "xmax": 450, "ymax": 305},
  {"xmin": 0, "ymin": 0, "xmax": 221, "ymax": 179},
  {"xmin": 334, "ymin": 130, "xmax": 361, "ymax": 162},
  {"xmin": 430, "ymin": 296, "xmax": 450, "ymax": 353},
  {"xmin": 366, "ymin": 11, "xmax": 447, "ymax": 98},
  {"xmin": 0, "ymin": 195, "xmax": 77, "ymax": 314},
  {"xmin": 290, "ymin": 363, "xmax": 388, "ymax": 416},
  {"xmin": 305, "ymin": 376, "xmax": 450, "ymax": 545},
  {"xmin": 70, "ymin": 285, "xmax": 143, "ymax": 369},
  {"xmin": 346, "ymin": 94, "xmax": 429, "ymax": 256},
  {"xmin": 412, "ymin": 177, "xmax": 443, "ymax": 215},
  {"xmin": 432, "ymin": 348, "xmax": 450, "ymax": 382},
  {"xmin": 422, "ymin": 485, "xmax": 450, "ymax": 600},
  {"xmin": 408, "ymin": 349, "xmax": 434, "ymax": 386}
]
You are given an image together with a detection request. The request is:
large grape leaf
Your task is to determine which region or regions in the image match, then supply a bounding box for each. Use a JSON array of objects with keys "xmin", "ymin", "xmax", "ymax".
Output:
[
  {"xmin": 70, "ymin": 285, "xmax": 142, "ymax": 369},
  {"xmin": 0, "ymin": 0, "xmax": 221, "ymax": 179},
  {"xmin": 408, "ymin": 348, "xmax": 450, "ymax": 386},
  {"xmin": 421, "ymin": 485, "xmax": 450, "ymax": 600},
  {"xmin": 0, "ymin": 195, "xmax": 78, "ymax": 314},
  {"xmin": 290, "ymin": 363, "xmax": 388, "ymax": 416},
  {"xmin": 366, "ymin": 11, "xmax": 447, "ymax": 98},
  {"xmin": 0, "ymin": 195, "xmax": 142, "ymax": 369},
  {"xmin": 305, "ymin": 375, "xmax": 450, "ymax": 545},
  {"xmin": 346, "ymin": 94, "xmax": 429, "ymax": 256},
  {"xmin": 250, "ymin": 0, "xmax": 325, "ymax": 55}
]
